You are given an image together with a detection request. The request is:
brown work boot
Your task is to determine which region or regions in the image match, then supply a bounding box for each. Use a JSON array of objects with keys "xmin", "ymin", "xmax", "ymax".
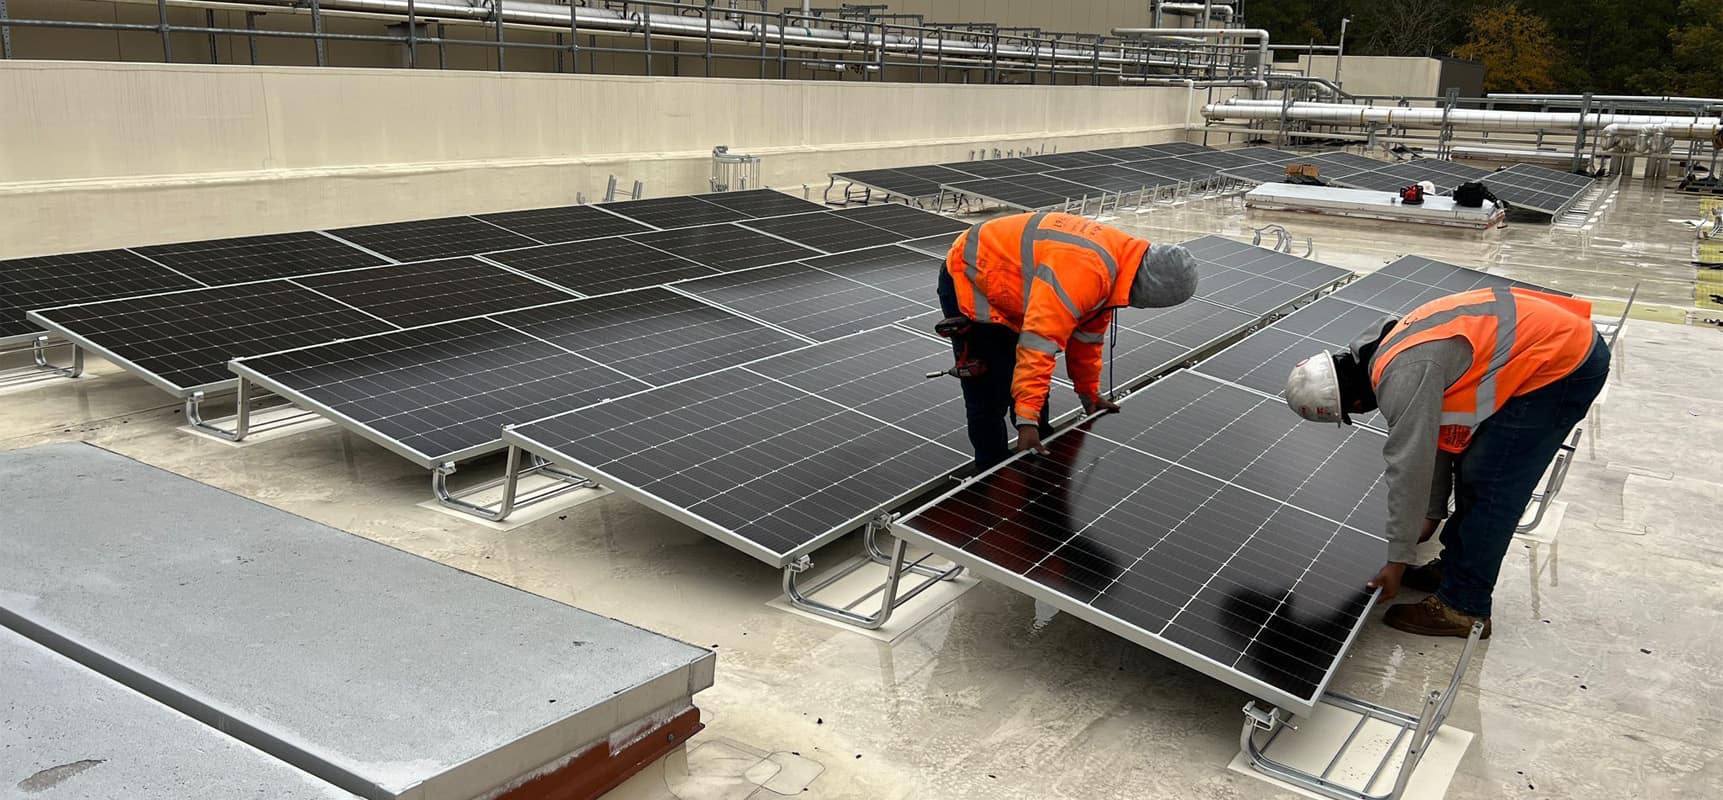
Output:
[
  {"xmin": 1383, "ymin": 595, "xmax": 1491, "ymax": 639},
  {"xmin": 1402, "ymin": 559, "xmax": 1443, "ymax": 593}
]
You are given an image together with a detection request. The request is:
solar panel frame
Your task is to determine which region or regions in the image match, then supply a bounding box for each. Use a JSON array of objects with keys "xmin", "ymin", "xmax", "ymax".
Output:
[
  {"xmin": 687, "ymin": 189, "xmax": 828, "ymax": 218},
  {"xmin": 480, "ymin": 236, "xmax": 719, "ymax": 296},
  {"xmin": 1179, "ymin": 235, "xmax": 1353, "ymax": 315},
  {"xmin": 475, "ymin": 204, "xmax": 654, "ymax": 244},
  {"xmin": 130, "ymin": 231, "xmax": 389, "ymax": 285},
  {"xmin": 1, "ymin": 249, "xmax": 204, "ymax": 342},
  {"xmin": 597, "ymin": 195, "xmax": 754, "ymax": 229},
  {"xmin": 1021, "ymin": 151, "xmax": 1124, "ymax": 169},
  {"xmin": 675, "ymin": 261, "xmax": 931, "ymax": 341},
  {"xmin": 830, "ymin": 168, "xmax": 944, "ymax": 199},
  {"xmin": 1125, "ymin": 157, "xmax": 1221, "ymax": 183},
  {"xmin": 899, "ymin": 233, "xmax": 961, "ymax": 259},
  {"xmin": 937, "ymin": 159, "xmax": 1046, "ymax": 178},
  {"xmin": 735, "ymin": 211, "xmax": 911, "ymax": 254},
  {"xmin": 624, "ymin": 223, "xmax": 823, "ymax": 273},
  {"xmin": 1043, "ymin": 165, "xmax": 1174, "ymax": 194},
  {"xmin": 941, "ymin": 178, "xmax": 1074, "ymax": 211},
  {"xmin": 230, "ymin": 318, "xmax": 650, "ymax": 467},
  {"xmin": 893, "ymin": 369, "xmax": 1388, "ymax": 716},
  {"xmin": 1482, "ymin": 163, "xmax": 1596, "ymax": 215},
  {"xmin": 829, "ymin": 203, "xmax": 969, "ymax": 239},
  {"xmin": 1175, "ymin": 149, "xmax": 1267, "ymax": 171},
  {"xmin": 1137, "ymin": 142, "xmax": 1216, "ymax": 156},
  {"xmin": 324, "ymin": 216, "xmax": 539, "ymax": 262},
  {"xmin": 798, "ymin": 244, "xmax": 944, "ymax": 304},
  {"xmin": 293, "ymin": 257, "xmax": 578, "ymax": 328},
  {"xmin": 1216, "ymin": 161, "xmax": 1303, "ymax": 185}
]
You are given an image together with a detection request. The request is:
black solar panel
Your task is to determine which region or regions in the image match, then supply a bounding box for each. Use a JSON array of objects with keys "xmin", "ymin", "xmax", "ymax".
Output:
[
  {"xmin": 295, "ymin": 258, "xmax": 573, "ymax": 328},
  {"xmin": 625, "ymin": 224, "xmax": 821, "ymax": 273},
  {"xmin": 131, "ymin": 232, "xmax": 387, "ymax": 285},
  {"xmin": 1194, "ymin": 296, "xmax": 1390, "ymax": 406},
  {"xmin": 896, "ymin": 370, "xmax": 1387, "ymax": 712},
  {"xmin": 325, "ymin": 216, "xmax": 538, "ymax": 262},
  {"xmin": 1335, "ymin": 255, "xmax": 1567, "ymax": 315},
  {"xmin": 1482, "ymin": 164, "xmax": 1595, "ymax": 215},
  {"xmin": 1374, "ymin": 160, "xmax": 1494, "ymax": 193},
  {"xmin": 943, "ymin": 178, "xmax": 1071, "ymax": 211},
  {"xmin": 476, "ymin": 205, "xmax": 653, "ymax": 244},
  {"xmin": 1044, "ymin": 165, "xmax": 1170, "ymax": 194},
  {"xmin": 689, "ymin": 189, "xmax": 827, "ymax": 218},
  {"xmin": 829, "ymin": 204, "xmax": 968, "ymax": 238},
  {"xmin": 599, "ymin": 196, "xmax": 752, "ymax": 229},
  {"xmin": 504, "ymin": 357, "xmax": 968, "ymax": 566},
  {"xmin": 767, "ymin": 326, "xmax": 970, "ymax": 452},
  {"xmin": 1218, "ymin": 161, "xmax": 1302, "ymax": 185},
  {"xmin": 1297, "ymin": 153, "xmax": 1385, "ymax": 182},
  {"xmin": 1, "ymin": 249, "xmax": 202, "ymax": 339},
  {"xmin": 489, "ymin": 288, "xmax": 807, "ymax": 386},
  {"xmin": 28, "ymin": 281, "xmax": 395, "ymax": 393},
  {"xmin": 1022, "ymin": 151, "xmax": 1121, "ymax": 169},
  {"xmin": 831, "ymin": 168, "xmax": 943, "ymax": 199},
  {"xmin": 481, "ymin": 236, "xmax": 717, "ymax": 296},
  {"xmin": 1180, "ymin": 236, "xmax": 1352, "ymax": 314},
  {"xmin": 232, "ymin": 318, "xmax": 647, "ymax": 465},
  {"xmin": 939, "ymin": 159, "xmax": 1045, "ymax": 178},
  {"xmin": 1125, "ymin": 157, "xmax": 1219, "ymax": 183},
  {"xmin": 801, "ymin": 244, "xmax": 943, "ymax": 302},
  {"xmin": 899, "ymin": 232, "xmax": 962, "ymax": 259},
  {"xmin": 892, "ymin": 164, "xmax": 992, "ymax": 185},
  {"xmin": 678, "ymin": 261, "xmax": 929, "ymax": 341},
  {"xmin": 737, "ymin": 211, "xmax": 909, "ymax": 253},
  {"xmin": 1118, "ymin": 298, "xmax": 1260, "ymax": 351},
  {"xmin": 1176, "ymin": 149, "xmax": 1266, "ymax": 171},
  {"xmin": 1234, "ymin": 147, "xmax": 1304, "ymax": 163},
  {"xmin": 1087, "ymin": 146, "xmax": 1167, "ymax": 161},
  {"xmin": 1329, "ymin": 169, "xmax": 1425, "ymax": 194},
  {"xmin": 1137, "ymin": 142, "xmax": 1215, "ymax": 156}
]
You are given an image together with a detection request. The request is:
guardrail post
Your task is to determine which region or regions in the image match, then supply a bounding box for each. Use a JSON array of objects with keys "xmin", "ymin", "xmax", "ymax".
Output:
[{"xmin": 156, "ymin": 0, "xmax": 172, "ymax": 61}]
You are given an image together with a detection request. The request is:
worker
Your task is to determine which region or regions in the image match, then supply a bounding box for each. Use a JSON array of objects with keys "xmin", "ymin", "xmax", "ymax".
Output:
[
  {"xmin": 1284, "ymin": 286, "xmax": 1609, "ymax": 638},
  {"xmin": 937, "ymin": 212, "xmax": 1199, "ymax": 470}
]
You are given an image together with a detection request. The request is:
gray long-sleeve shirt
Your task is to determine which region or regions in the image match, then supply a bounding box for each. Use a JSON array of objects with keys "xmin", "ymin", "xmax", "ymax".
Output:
[{"xmin": 1371, "ymin": 337, "xmax": 1472, "ymax": 563}]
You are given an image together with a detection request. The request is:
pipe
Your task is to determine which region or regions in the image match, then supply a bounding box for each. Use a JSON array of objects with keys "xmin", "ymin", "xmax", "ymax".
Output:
[
  {"xmin": 1201, "ymin": 101, "xmax": 1723, "ymax": 139},
  {"xmin": 1489, "ymin": 93, "xmax": 1723, "ymax": 107},
  {"xmin": 1161, "ymin": 3, "xmax": 1233, "ymax": 20},
  {"xmin": 1114, "ymin": 27, "xmax": 1271, "ymax": 84}
]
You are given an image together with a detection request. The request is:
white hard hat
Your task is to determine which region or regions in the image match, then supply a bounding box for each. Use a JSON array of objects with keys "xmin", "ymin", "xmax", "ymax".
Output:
[{"xmin": 1285, "ymin": 353, "xmax": 1346, "ymax": 424}]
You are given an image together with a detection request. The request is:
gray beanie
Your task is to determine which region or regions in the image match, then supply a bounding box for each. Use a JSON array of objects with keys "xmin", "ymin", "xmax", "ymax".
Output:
[{"xmin": 1129, "ymin": 243, "xmax": 1200, "ymax": 308}]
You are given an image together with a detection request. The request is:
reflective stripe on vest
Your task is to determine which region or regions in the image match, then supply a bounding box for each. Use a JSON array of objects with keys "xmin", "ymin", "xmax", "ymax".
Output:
[{"xmin": 1371, "ymin": 287, "xmax": 1594, "ymax": 453}]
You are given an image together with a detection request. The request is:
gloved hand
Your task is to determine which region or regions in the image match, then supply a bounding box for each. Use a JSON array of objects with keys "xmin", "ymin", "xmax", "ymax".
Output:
[
  {"xmin": 1015, "ymin": 424, "xmax": 1049, "ymax": 455},
  {"xmin": 1081, "ymin": 395, "xmax": 1120, "ymax": 415}
]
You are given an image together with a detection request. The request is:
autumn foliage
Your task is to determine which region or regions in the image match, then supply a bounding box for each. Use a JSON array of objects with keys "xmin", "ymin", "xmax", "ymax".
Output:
[{"xmin": 1455, "ymin": 4, "xmax": 1561, "ymax": 92}]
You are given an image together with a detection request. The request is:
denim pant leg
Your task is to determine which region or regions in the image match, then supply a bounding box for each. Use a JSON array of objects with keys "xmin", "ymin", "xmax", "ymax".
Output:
[{"xmin": 1438, "ymin": 337, "xmax": 1611, "ymax": 616}]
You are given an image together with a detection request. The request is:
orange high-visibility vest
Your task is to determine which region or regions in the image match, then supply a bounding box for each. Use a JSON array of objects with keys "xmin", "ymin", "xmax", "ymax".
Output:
[
  {"xmin": 1370, "ymin": 287, "xmax": 1596, "ymax": 453},
  {"xmin": 945, "ymin": 212, "xmax": 1152, "ymax": 420}
]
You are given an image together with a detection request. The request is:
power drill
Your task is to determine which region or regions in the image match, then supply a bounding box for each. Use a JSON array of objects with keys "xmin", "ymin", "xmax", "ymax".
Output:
[{"xmin": 925, "ymin": 316, "xmax": 988, "ymax": 380}]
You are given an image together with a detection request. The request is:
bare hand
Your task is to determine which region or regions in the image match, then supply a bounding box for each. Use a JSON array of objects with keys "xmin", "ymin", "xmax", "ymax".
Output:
[
  {"xmin": 1015, "ymin": 424, "xmax": 1049, "ymax": 455},
  {"xmin": 1367, "ymin": 562, "xmax": 1408, "ymax": 601},
  {"xmin": 1082, "ymin": 395, "xmax": 1121, "ymax": 415},
  {"xmin": 1419, "ymin": 518, "xmax": 1440, "ymax": 544}
]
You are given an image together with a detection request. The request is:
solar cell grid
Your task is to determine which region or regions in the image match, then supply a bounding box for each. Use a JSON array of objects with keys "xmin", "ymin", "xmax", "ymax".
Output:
[
  {"xmin": 1126, "ymin": 157, "xmax": 1219, "ymax": 183},
  {"xmin": 490, "ymin": 288, "xmax": 807, "ymax": 386},
  {"xmin": 942, "ymin": 178, "xmax": 1073, "ymax": 211},
  {"xmin": 688, "ymin": 189, "xmax": 827, "ymax": 218},
  {"xmin": 1044, "ymin": 165, "xmax": 1170, "ymax": 194},
  {"xmin": 1137, "ymin": 142, "xmax": 1215, "ymax": 156},
  {"xmin": 1175, "ymin": 149, "xmax": 1265, "ymax": 171},
  {"xmin": 1328, "ymin": 170, "xmax": 1422, "ymax": 194},
  {"xmin": 325, "ymin": 216, "xmax": 538, "ymax": 262},
  {"xmin": 131, "ymin": 232, "xmax": 387, "ymax": 285},
  {"xmin": 1, "ymin": 249, "xmax": 202, "ymax": 339},
  {"xmin": 481, "ymin": 236, "xmax": 718, "ymax": 296},
  {"xmin": 1180, "ymin": 235, "xmax": 1351, "ymax": 314},
  {"xmin": 1481, "ymin": 164, "xmax": 1595, "ymax": 215},
  {"xmin": 801, "ymin": 244, "xmax": 943, "ymax": 301},
  {"xmin": 1234, "ymin": 147, "xmax": 1303, "ymax": 163},
  {"xmin": 764, "ymin": 326, "xmax": 969, "ymax": 451},
  {"xmin": 1022, "ymin": 151, "xmax": 1123, "ymax": 169},
  {"xmin": 28, "ymin": 281, "xmax": 395, "ymax": 393},
  {"xmin": 829, "ymin": 204, "xmax": 968, "ymax": 238},
  {"xmin": 294, "ymin": 258, "xmax": 574, "ymax": 328},
  {"xmin": 1304, "ymin": 152, "xmax": 1387, "ymax": 174},
  {"xmin": 891, "ymin": 164, "xmax": 989, "ymax": 185},
  {"xmin": 1217, "ymin": 161, "xmax": 1302, "ymax": 185},
  {"xmin": 736, "ymin": 211, "xmax": 909, "ymax": 253},
  {"xmin": 233, "ymin": 318, "xmax": 647, "ymax": 465},
  {"xmin": 599, "ymin": 196, "xmax": 752, "ymax": 229},
  {"xmin": 899, "ymin": 232, "xmax": 962, "ymax": 259},
  {"xmin": 625, "ymin": 224, "xmax": 821, "ymax": 272},
  {"xmin": 476, "ymin": 205, "xmax": 653, "ymax": 244},
  {"xmin": 504, "ymin": 364, "xmax": 968, "ymax": 565},
  {"xmin": 678, "ymin": 261, "xmax": 930, "ymax": 341},
  {"xmin": 897, "ymin": 370, "xmax": 1386, "ymax": 711},
  {"xmin": 1374, "ymin": 160, "xmax": 1493, "ymax": 193},
  {"xmin": 831, "ymin": 169, "xmax": 943, "ymax": 199}
]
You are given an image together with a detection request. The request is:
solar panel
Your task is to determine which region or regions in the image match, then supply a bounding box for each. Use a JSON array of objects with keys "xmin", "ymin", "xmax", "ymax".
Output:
[
  {"xmin": 1087, "ymin": 146, "xmax": 1167, "ymax": 161},
  {"xmin": 481, "ymin": 236, "xmax": 718, "ymax": 296},
  {"xmin": 942, "ymin": 178, "xmax": 1075, "ymax": 211},
  {"xmin": 476, "ymin": 204, "xmax": 653, "ymax": 244},
  {"xmin": 830, "ymin": 168, "xmax": 943, "ymax": 199},
  {"xmin": 28, "ymin": 281, "xmax": 395, "ymax": 394},
  {"xmin": 800, "ymin": 244, "xmax": 943, "ymax": 302},
  {"xmin": 295, "ymin": 257, "xmax": 574, "ymax": 328},
  {"xmin": 677, "ymin": 261, "xmax": 930, "ymax": 341},
  {"xmin": 1329, "ymin": 169, "xmax": 1424, "ymax": 194},
  {"xmin": 1374, "ymin": 160, "xmax": 1494, "ymax": 193},
  {"xmin": 625, "ymin": 223, "xmax": 822, "ymax": 272},
  {"xmin": 503, "ymin": 336, "xmax": 969, "ymax": 566},
  {"xmin": 1217, "ymin": 161, "xmax": 1302, "ymax": 185},
  {"xmin": 1180, "ymin": 235, "xmax": 1352, "ymax": 314},
  {"xmin": 939, "ymin": 159, "xmax": 1045, "ymax": 178},
  {"xmin": 1303, "ymin": 152, "xmax": 1386, "ymax": 175},
  {"xmin": 1125, "ymin": 157, "xmax": 1220, "ymax": 183},
  {"xmin": 1, "ymin": 249, "xmax": 202, "ymax": 340},
  {"xmin": 737, "ymin": 211, "xmax": 909, "ymax": 253},
  {"xmin": 1193, "ymin": 296, "xmax": 1391, "ymax": 409},
  {"xmin": 1118, "ymin": 298, "xmax": 1261, "ymax": 352},
  {"xmin": 1022, "ymin": 151, "xmax": 1121, "ymax": 169},
  {"xmin": 598, "ymin": 196, "xmax": 752, "ymax": 229},
  {"xmin": 325, "ymin": 216, "xmax": 538, "ymax": 261},
  {"xmin": 892, "ymin": 164, "xmax": 992, "ymax": 185},
  {"xmin": 1137, "ymin": 142, "xmax": 1215, "ymax": 156},
  {"xmin": 232, "ymin": 318, "xmax": 649, "ymax": 466},
  {"xmin": 1005, "ymin": 173, "xmax": 1114, "ymax": 202},
  {"xmin": 1044, "ymin": 165, "xmax": 1170, "ymax": 194},
  {"xmin": 1175, "ymin": 149, "xmax": 1266, "ymax": 171},
  {"xmin": 899, "ymin": 232, "xmax": 962, "ymax": 258},
  {"xmin": 1335, "ymin": 255, "xmax": 1568, "ymax": 315},
  {"xmin": 1483, "ymin": 163, "xmax": 1595, "ymax": 215},
  {"xmin": 131, "ymin": 232, "xmax": 387, "ymax": 284},
  {"xmin": 490, "ymin": 288, "xmax": 807, "ymax": 385},
  {"xmin": 894, "ymin": 369, "xmax": 1387, "ymax": 714},
  {"xmin": 1234, "ymin": 147, "xmax": 1304, "ymax": 163},
  {"xmin": 828, "ymin": 204, "xmax": 968, "ymax": 238},
  {"xmin": 766, "ymin": 326, "xmax": 969, "ymax": 452},
  {"xmin": 688, "ymin": 189, "xmax": 828, "ymax": 217}
]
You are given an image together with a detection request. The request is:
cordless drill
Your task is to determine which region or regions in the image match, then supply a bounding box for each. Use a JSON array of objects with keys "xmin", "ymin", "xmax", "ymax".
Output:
[{"xmin": 925, "ymin": 316, "xmax": 988, "ymax": 380}]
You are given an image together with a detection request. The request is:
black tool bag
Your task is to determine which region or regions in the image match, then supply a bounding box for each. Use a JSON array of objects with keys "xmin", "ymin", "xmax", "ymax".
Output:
[{"xmin": 1453, "ymin": 181, "xmax": 1499, "ymax": 208}]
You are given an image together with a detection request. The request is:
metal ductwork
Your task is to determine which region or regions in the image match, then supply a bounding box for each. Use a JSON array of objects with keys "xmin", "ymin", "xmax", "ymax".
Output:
[{"xmin": 1202, "ymin": 100, "xmax": 1723, "ymax": 139}]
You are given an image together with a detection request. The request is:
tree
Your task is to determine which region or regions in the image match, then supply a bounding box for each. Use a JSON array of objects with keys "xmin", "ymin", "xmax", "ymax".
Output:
[
  {"xmin": 1665, "ymin": 0, "xmax": 1723, "ymax": 95},
  {"xmin": 1357, "ymin": 0, "xmax": 1463, "ymax": 56},
  {"xmin": 1455, "ymin": 4, "xmax": 1562, "ymax": 91}
]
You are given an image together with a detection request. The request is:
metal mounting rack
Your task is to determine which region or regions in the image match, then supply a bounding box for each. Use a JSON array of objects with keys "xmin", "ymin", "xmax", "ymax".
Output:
[
  {"xmin": 0, "ymin": 335, "xmax": 84, "ymax": 389},
  {"xmin": 782, "ymin": 514, "xmax": 966, "ymax": 630}
]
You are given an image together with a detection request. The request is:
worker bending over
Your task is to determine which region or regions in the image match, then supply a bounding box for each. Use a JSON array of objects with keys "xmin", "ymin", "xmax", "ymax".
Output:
[
  {"xmin": 938, "ymin": 212, "xmax": 1198, "ymax": 470},
  {"xmin": 1285, "ymin": 287, "xmax": 1608, "ymax": 638}
]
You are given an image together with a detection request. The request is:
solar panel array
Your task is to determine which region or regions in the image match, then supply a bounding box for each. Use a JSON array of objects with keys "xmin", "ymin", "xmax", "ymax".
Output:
[
  {"xmin": 832, "ymin": 142, "xmax": 1303, "ymax": 211},
  {"xmin": 1476, "ymin": 163, "xmax": 1597, "ymax": 215},
  {"xmin": 894, "ymin": 369, "xmax": 1388, "ymax": 715},
  {"xmin": 1220, "ymin": 154, "xmax": 1595, "ymax": 217}
]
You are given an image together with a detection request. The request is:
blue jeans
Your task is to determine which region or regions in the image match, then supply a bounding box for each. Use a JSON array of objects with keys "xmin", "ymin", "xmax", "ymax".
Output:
[
  {"xmin": 937, "ymin": 267, "xmax": 1053, "ymax": 471},
  {"xmin": 1436, "ymin": 334, "xmax": 1610, "ymax": 617}
]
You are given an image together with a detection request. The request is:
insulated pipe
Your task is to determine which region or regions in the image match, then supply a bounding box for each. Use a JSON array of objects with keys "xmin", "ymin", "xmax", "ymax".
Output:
[
  {"xmin": 1201, "ymin": 102, "xmax": 1723, "ymax": 138},
  {"xmin": 1114, "ymin": 27, "xmax": 1271, "ymax": 83},
  {"xmin": 1160, "ymin": 3, "xmax": 1233, "ymax": 20},
  {"xmin": 1489, "ymin": 93, "xmax": 1723, "ymax": 107}
]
